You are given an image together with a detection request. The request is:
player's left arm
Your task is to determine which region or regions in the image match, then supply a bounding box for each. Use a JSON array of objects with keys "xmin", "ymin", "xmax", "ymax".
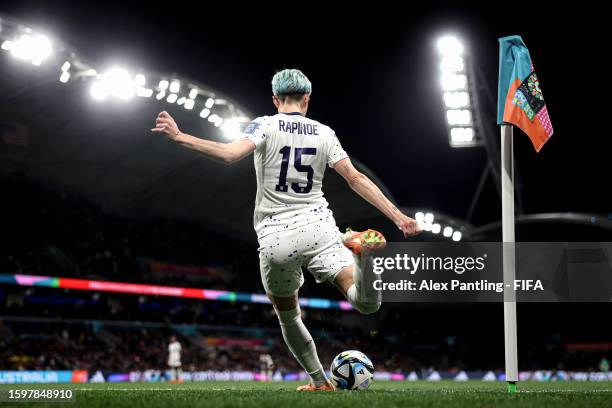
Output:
[{"xmin": 151, "ymin": 111, "xmax": 254, "ymax": 165}]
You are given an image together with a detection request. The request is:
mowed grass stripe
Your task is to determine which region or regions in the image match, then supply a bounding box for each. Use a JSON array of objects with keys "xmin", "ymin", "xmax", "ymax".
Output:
[{"xmin": 1, "ymin": 381, "xmax": 611, "ymax": 408}]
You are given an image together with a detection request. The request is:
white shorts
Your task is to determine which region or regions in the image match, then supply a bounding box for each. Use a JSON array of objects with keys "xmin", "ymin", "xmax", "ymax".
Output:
[{"xmin": 258, "ymin": 220, "xmax": 354, "ymax": 297}]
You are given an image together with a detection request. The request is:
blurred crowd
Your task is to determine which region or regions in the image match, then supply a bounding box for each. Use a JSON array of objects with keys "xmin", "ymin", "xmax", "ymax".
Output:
[
  {"xmin": 0, "ymin": 318, "xmax": 609, "ymax": 374},
  {"xmin": 0, "ymin": 319, "xmax": 417, "ymax": 373},
  {"xmin": 0, "ymin": 173, "xmax": 260, "ymax": 291}
]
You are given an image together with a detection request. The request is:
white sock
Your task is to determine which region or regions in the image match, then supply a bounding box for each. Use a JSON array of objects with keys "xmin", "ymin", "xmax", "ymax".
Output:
[
  {"xmin": 347, "ymin": 253, "xmax": 381, "ymax": 315},
  {"xmin": 276, "ymin": 305, "xmax": 327, "ymax": 386}
]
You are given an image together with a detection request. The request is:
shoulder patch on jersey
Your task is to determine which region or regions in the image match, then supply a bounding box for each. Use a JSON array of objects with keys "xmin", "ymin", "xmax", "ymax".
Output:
[{"xmin": 244, "ymin": 122, "xmax": 260, "ymax": 134}]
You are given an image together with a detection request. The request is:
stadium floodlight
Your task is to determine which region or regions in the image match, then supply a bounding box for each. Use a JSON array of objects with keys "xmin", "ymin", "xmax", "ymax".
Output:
[
  {"xmin": 443, "ymin": 91, "xmax": 469, "ymax": 109},
  {"xmin": 450, "ymin": 127, "xmax": 474, "ymax": 144},
  {"xmin": 446, "ymin": 109, "xmax": 472, "ymax": 126},
  {"xmin": 415, "ymin": 211, "xmax": 425, "ymax": 229},
  {"xmin": 7, "ymin": 33, "xmax": 52, "ymax": 65},
  {"xmin": 0, "ymin": 17, "xmax": 254, "ymax": 139},
  {"xmin": 418, "ymin": 212, "xmax": 434, "ymax": 232},
  {"xmin": 90, "ymin": 82, "xmax": 106, "ymax": 100},
  {"xmin": 440, "ymin": 73, "xmax": 467, "ymax": 91},
  {"xmin": 169, "ymin": 80, "xmax": 180, "ymax": 93},
  {"xmin": 436, "ymin": 35, "xmax": 483, "ymax": 148},
  {"xmin": 413, "ymin": 210, "xmax": 466, "ymax": 240},
  {"xmin": 90, "ymin": 68, "xmax": 136, "ymax": 100},
  {"xmin": 440, "ymin": 55, "xmax": 464, "ymax": 73},
  {"xmin": 220, "ymin": 118, "xmax": 241, "ymax": 139},
  {"xmin": 136, "ymin": 87, "xmax": 153, "ymax": 97},
  {"xmin": 424, "ymin": 212, "xmax": 434, "ymax": 224},
  {"xmin": 59, "ymin": 71, "xmax": 70, "ymax": 83},
  {"xmin": 135, "ymin": 74, "xmax": 146, "ymax": 86},
  {"xmin": 437, "ymin": 35, "xmax": 463, "ymax": 56}
]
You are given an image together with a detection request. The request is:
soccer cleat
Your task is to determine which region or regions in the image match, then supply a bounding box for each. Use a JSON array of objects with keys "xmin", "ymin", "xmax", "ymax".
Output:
[
  {"xmin": 342, "ymin": 228, "xmax": 386, "ymax": 256},
  {"xmin": 296, "ymin": 381, "xmax": 336, "ymax": 391}
]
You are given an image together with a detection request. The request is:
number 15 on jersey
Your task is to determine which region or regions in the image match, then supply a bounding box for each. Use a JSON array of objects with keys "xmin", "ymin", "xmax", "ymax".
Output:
[{"xmin": 275, "ymin": 146, "xmax": 317, "ymax": 194}]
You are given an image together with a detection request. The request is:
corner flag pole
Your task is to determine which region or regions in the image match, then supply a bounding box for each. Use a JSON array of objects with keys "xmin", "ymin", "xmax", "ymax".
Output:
[
  {"xmin": 501, "ymin": 123, "xmax": 518, "ymax": 393},
  {"xmin": 498, "ymin": 35, "xmax": 553, "ymax": 393}
]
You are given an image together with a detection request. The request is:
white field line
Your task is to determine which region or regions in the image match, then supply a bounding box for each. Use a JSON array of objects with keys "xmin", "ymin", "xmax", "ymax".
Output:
[
  {"xmin": 71, "ymin": 387, "xmax": 612, "ymax": 393},
  {"xmin": 76, "ymin": 388, "xmax": 255, "ymax": 391}
]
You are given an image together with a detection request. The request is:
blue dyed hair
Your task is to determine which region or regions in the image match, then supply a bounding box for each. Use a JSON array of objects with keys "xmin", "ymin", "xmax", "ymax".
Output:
[{"xmin": 271, "ymin": 69, "xmax": 312, "ymax": 97}]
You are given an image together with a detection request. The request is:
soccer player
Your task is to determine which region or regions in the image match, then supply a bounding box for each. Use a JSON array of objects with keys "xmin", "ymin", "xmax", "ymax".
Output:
[
  {"xmin": 259, "ymin": 353, "xmax": 274, "ymax": 381},
  {"xmin": 152, "ymin": 69, "xmax": 420, "ymax": 391},
  {"xmin": 167, "ymin": 335, "xmax": 183, "ymax": 383}
]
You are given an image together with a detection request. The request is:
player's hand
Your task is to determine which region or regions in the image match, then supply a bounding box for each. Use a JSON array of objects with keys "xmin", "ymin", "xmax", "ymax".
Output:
[
  {"xmin": 151, "ymin": 111, "xmax": 181, "ymax": 140},
  {"xmin": 395, "ymin": 214, "xmax": 421, "ymax": 238}
]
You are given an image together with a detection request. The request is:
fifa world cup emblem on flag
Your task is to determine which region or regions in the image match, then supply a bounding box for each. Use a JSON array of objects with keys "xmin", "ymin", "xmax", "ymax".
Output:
[{"xmin": 497, "ymin": 35, "xmax": 553, "ymax": 152}]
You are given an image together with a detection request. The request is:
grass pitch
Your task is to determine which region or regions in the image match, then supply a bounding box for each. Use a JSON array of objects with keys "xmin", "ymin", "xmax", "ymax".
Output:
[{"xmin": 1, "ymin": 380, "xmax": 612, "ymax": 408}]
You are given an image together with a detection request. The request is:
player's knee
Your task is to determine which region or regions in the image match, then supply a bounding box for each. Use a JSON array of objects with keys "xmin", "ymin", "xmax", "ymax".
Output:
[
  {"xmin": 274, "ymin": 304, "xmax": 302, "ymax": 325},
  {"xmin": 269, "ymin": 293, "xmax": 298, "ymax": 311},
  {"xmin": 354, "ymin": 301, "xmax": 381, "ymax": 315},
  {"xmin": 334, "ymin": 266, "xmax": 355, "ymax": 294}
]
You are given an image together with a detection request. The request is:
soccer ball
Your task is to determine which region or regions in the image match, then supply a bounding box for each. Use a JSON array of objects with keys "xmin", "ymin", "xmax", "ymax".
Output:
[{"xmin": 330, "ymin": 350, "xmax": 374, "ymax": 390}]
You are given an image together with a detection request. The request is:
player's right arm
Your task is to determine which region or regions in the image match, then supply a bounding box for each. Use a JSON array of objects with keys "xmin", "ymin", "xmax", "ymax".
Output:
[
  {"xmin": 152, "ymin": 111, "xmax": 255, "ymax": 165},
  {"xmin": 334, "ymin": 157, "xmax": 420, "ymax": 238}
]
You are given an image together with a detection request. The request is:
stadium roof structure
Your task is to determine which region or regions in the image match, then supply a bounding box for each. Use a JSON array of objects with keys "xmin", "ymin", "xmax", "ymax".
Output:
[{"xmin": 0, "ymin": 14, "xmax": 396, "ymax": 242}]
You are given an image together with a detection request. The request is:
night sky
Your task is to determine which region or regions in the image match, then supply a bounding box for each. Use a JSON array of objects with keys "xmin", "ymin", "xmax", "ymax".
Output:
[{"xmin": 0, "ymin": 2, "xmax": 607, "ymax": 227}]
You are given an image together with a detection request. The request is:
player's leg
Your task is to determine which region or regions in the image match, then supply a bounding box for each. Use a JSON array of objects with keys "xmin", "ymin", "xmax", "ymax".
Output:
[
  {"xmin": 338, "ymin": 228, "xmax": 386, "ymax": 314},
  {"xmin": 258, "ymin": 232, "xmax": 333, "ymax": 391},
  {"xmin": 334, "ymin": 264, "xmax": 381, "ymax": 315},
  {"xmin": 307, "ymin": 225, "xmax": 382, "ymax": 315},
  {"xmin": 168, "ymin": 367, "xmax": 176, "ymax": 383},
  {"xmin": 269, "ymin": 293, "xmax": 334, "ymax": 390}
]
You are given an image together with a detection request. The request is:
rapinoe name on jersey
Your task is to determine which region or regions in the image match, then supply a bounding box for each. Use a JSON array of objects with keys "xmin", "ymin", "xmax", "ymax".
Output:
[{"xmin": 278, "ymin": 120, "xmax": 319, "ymax": 135}]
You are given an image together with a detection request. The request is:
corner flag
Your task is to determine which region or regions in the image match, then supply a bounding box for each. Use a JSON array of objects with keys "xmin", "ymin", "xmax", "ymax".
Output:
[
  {"xmin": 497, "ymin": 35, "xmax": 554, "ymax": 393},
  {"xmin": 497, "ymin": 35, "xmax": 553, "ymax": 152}
]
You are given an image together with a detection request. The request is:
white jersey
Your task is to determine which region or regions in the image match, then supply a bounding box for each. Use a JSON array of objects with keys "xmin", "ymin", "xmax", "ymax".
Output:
[
  {"xmin": 168, "ymin": 341, "xmax": 181, "ymax": 366},
  {"xmin": 241, "ymin": 112, "xmax": 348, "ymax": 239},
  {"xmin": 259, "ymin": 353, "xmax": 274, "ymax": 369}
]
